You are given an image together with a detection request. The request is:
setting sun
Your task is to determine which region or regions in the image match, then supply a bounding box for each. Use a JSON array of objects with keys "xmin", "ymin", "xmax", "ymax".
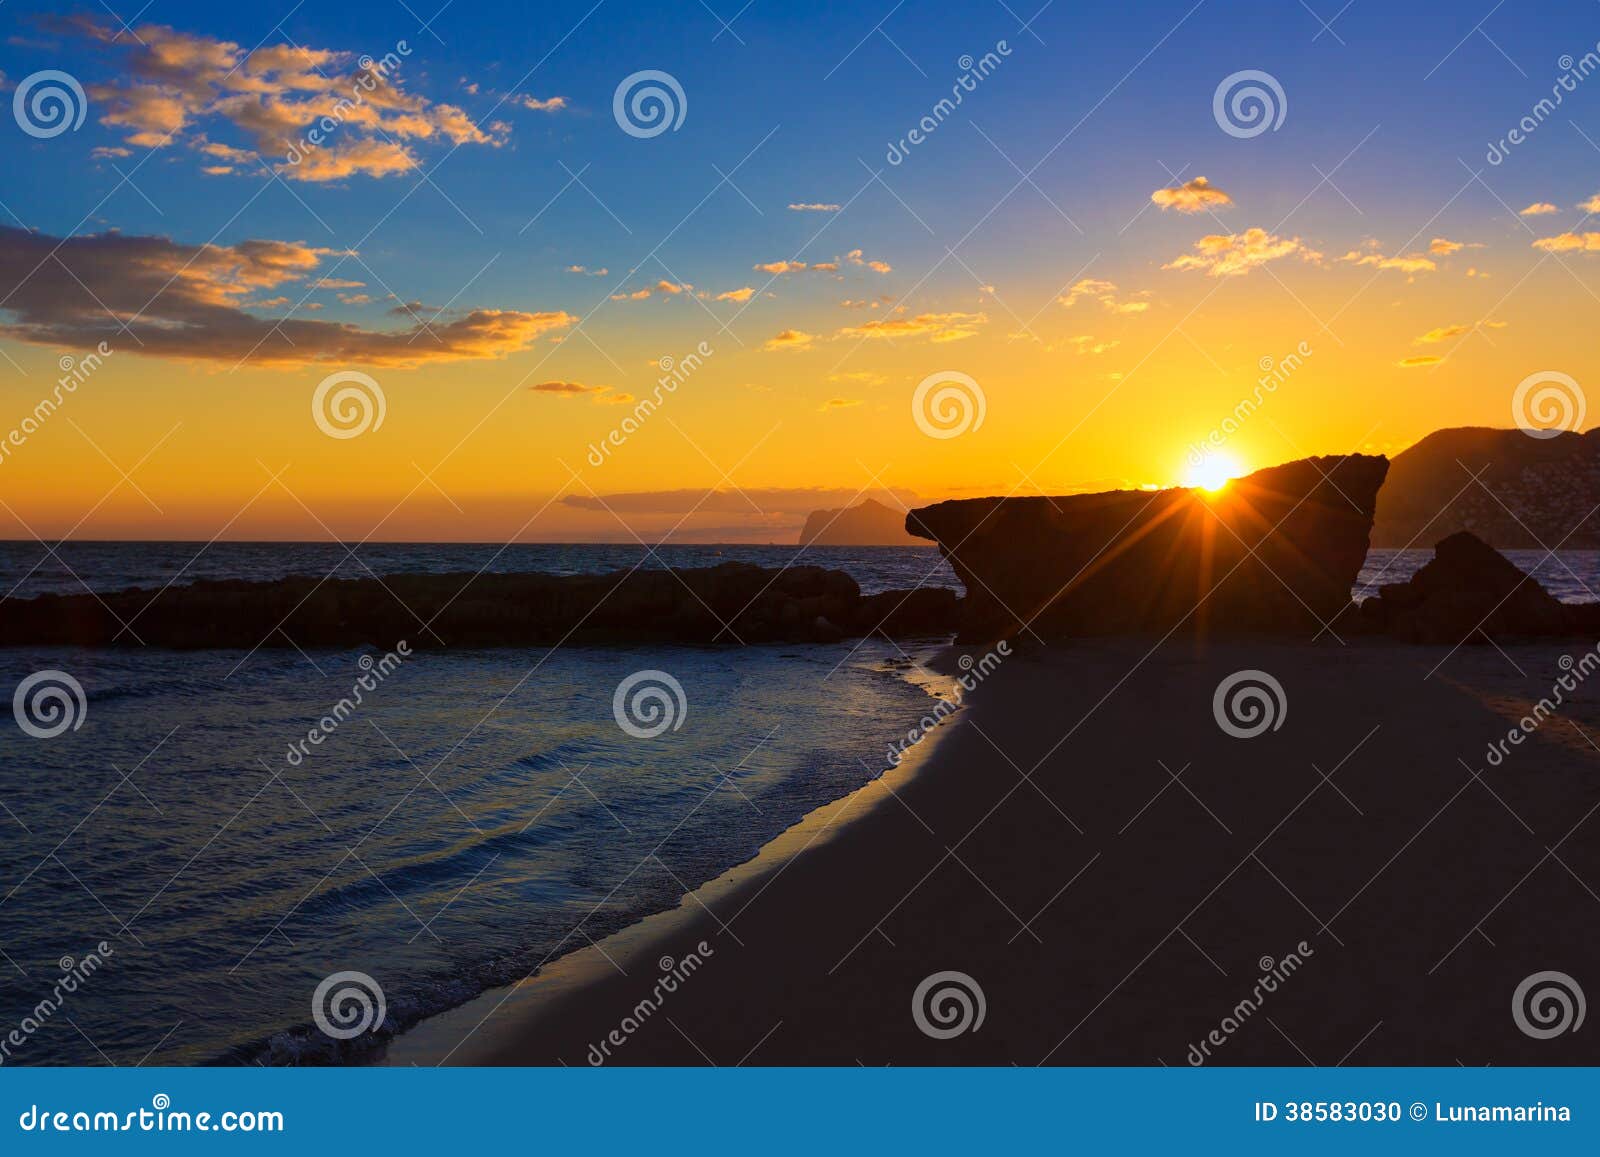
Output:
[{"xmin": 1183, "ymin": 454, "xmax": 1243, "ymax": 492}]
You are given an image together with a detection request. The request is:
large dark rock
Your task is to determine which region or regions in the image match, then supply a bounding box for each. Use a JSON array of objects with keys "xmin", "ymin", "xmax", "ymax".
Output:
[
  {"xmin": 1358, "ymin": 531, "xmax": 1597, "ymax": 643},
  {"xmin": 0, "ymin": 563, "xmax": 960, "ymax": 650},
  {"xmin": 798, "ymin": 498, "xmax": 926, "ymax": 546},
  {"xmin": 906, "ymin": 455, "xmax": 1389, "ymax": 641}
]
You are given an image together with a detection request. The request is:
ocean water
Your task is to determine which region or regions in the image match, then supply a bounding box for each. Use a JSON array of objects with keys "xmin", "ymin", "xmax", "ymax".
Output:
[
  {"xmin": 2, "ymin": 541, "xmax": 1596, "ymax": 1068},
  {"xmin": 0, "ymin": 543, "xmax": 963, "ymax": 1067},
  {"xmin": 1355, "ymin": 549, "xmax": 1600, "ymax": 604}
]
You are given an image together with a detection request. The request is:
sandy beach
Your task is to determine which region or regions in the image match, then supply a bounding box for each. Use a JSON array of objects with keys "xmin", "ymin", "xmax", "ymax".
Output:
[{"xmin": 387, "ymin": 636, "xmax": 1600, "ymax": 1067}]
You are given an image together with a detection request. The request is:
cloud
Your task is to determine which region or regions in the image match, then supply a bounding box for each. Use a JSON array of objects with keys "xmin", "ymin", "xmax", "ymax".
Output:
[
  {"xmin": 1165, "ymin": 228, "xmax": 1322, "ymax": 277},
  {"xmin": 1397, "ymin": 356, "xmax": 1441, "ymax": 368},
  {"xmin": 519, "ymin": 95, "xmax": 569, "ymax": 112},
  {"xmin": 829, "ymin": 371, "xmax": 886, "ymax": 385},
  {"xmin": 0, "ymin": 224, "xmax": 573, "ymax": 365},
  {"xmin": 530, "ymin": 380, "xmax": 635, "ymax": 405},
  {"xmin": 1337, "ymin": 244, "xmax": 1436, "ymax": 274},
  {"xmin": 837, "ymin": 311, "xmax": 985, "ymax": 343},
  {"xmin": 1149, "ymin": 176, "xmax": 1232, "ymax": 213},
  {"xmin": 1416, "ymin": 324, "xmax": 1470, "ymax": 343},
  {"xmin": 610, "ymin": 288, "xmax": 652, "ymax": 300},
  {"xmin": 788, "ymin": 202, "xmax": 841, "ymax": 212},
  {"xmin": 567, "ymin": 264, "xmax": 608, "ymax": 276},
  {"xmin": 811, "ymin": 261, "xmax": 840, "ymax": 272},
  {"xmin": 1533, "ymin": 232, "xmax": 1600, "ymax": 253},
  {"xmin": 846, "ymin": 249, "xmax": 892, "ymax": 273},
  {"xmin": 755, "ymin": 260, "xmax": 808, "ymax": 274},
  {"xmin": 531, "ymin": 380, "xmax": 603, "ymax": 395},
  {"xmin": 1059, "ymin": 278, "xmax": 1150, "ymax": 312},
  {"xmin": 1069, "ymin": 335, "xmax": 1119, "ymax": 355},
  {"xmin": 654, "ymin": 279, "xmax": 690, "ymax": 295},
  {"xmin": 90, "ymin": 146, "xmax": 133, "ymax": 159},
  {"xmin": 561, "ymin": 487, "xmax": 918, "ymax": 515},
  {"xmin": 764, "ymin": 329, "xmax": 815, "ymax": 350},
  {"xmin": 714, "ymin": 287, "xmax": 755, "ymax": 303},
  {"xmin": 60, "ymin": 19, "xmax": 500, "ymax": 181},
  {"xmin": 1580, "ymin": 193, "xmax": 1600, "ymax": 213},
  {"xmin": 1520, "ymin": 202, "xmax": 1559, "ymax": 216},
  {"xmin": 1428, "ymin": 237, "xmax": 1466, "ymax": 255},
  {"xmin": 819, "ymin": 397, "xmax": 863, "ymax": 411}
]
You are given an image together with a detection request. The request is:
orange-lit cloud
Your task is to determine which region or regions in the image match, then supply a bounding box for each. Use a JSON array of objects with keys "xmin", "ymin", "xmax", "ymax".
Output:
[
  {"xmin": 1397, "ymin": 356, "xmax": 1441, "ymax": 367},
  {"xmin": 1520, "ymin": 202, "xmax": 1559, "ymax": 216},
  {"xmin": 63, "ymin": 18, "xmax": 500, "ymax": 181},
  {"xmin": 1150, "ymin": 176, "xmax": 1232, "ymax": 213},
  {"xmin": 819, "ymin": 397, "xmax": 863, "ymax": 411},
  {"xmin": 715, "ymin": 287, "xmax": 755, "ymax": 303},
  {"xmin": 1533, "ymin": 232, "xmax": 1600, "ymax": 253},
  {"xmin": 1165, "ymin": 228, "xmax": 1321, "ymax": 277},
  {"xmin": 836, "ymin": 311, "xmax": 985, "ymax": 343},
  {"xmin": 788, "ymin": 202, "xmax": 841, "ymax": 212},
  {"xmin": 764, "ymin": 328, "xmax": 815, "ymax": 350},
  {"xmin": 520, "ymin": 95, "xmax": 569, "ymax": 111},
  {"xmin": 1339, "ymin": 245, "xmax": 1436, "ymax": 274},
  {"xmin": 0, "ymin": 225, "xmax": 572, "ymax": 365},
  {"xmin": 755, "ymin": 260, "xmax": 808, "ymax": 274}
]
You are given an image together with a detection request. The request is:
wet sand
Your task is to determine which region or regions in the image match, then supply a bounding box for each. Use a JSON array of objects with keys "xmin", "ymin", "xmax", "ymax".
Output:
[{"xmin": 387, "ymin": 637, "xmax": 1600, "ymax": 1066}]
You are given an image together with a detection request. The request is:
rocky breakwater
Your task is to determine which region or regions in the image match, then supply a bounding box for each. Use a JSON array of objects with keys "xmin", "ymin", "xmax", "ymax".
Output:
[
  {"xmin": 1357, "ymin": 531, "xmax": 1600, "ymax": 643},
  {"xmin": 907, "ymin": 455, "xmax": 1390, "ymax": 641},
  {"xmin": 0, "ymin": 562, "xmax": 959, "ymax": 650}
]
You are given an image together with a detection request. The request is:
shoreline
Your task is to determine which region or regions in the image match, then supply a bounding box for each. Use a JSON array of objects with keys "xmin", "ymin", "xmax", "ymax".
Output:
[
  {"xmin": 386, "ymin": 635, "xmax": 1600, "ymax": 1066},
  {"xmin": 380, "ymin": 642, "xmax": 985, "ymax": 1066}
]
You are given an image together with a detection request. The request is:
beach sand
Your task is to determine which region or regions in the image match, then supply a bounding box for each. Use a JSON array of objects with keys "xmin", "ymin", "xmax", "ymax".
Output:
[{"xmin": 386, "ymin": 637, "xmax": 1600, "ymax": 1066}]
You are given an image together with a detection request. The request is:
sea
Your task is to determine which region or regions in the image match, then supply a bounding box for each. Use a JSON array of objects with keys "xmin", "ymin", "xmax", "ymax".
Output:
[{"xmin": 0, "ymin": 541, "xmax": 1596, "ymax": 1067}]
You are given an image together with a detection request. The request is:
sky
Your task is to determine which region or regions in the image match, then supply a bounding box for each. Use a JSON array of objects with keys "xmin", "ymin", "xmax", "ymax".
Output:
[{"xmin": 1, "ymin": 0, "xmax": 1598, "ymax": 542}]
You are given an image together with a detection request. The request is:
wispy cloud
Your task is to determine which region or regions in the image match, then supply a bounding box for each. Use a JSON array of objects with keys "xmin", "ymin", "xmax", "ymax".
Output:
[
  {"xmin": 788, "ymin": 202, "xmax": 841, "ymax": 212},
  {"xmin": 1165, "ymin": 228, "xmax": 1322, "ymax": 277},
  {"xmin": 1533, "ymin": 232, "xmax": 1600, "ymax": 253},
  {"xmin": 1520, "ymin": 202, "xmax": 1559, "ymax": 216},
  {"xmin": 837, "ymin": 311, "xmax": 985, "ymax": 342},
  {"xmin": 764, "ymin": 328, "xmax": 815, "ymax": 350}
]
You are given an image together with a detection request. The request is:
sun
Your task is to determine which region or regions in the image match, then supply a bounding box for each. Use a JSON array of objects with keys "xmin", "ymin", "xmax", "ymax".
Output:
[{"xmin": 1183, "ymin": 454, "xmax": 1243, "ymax": 492}]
